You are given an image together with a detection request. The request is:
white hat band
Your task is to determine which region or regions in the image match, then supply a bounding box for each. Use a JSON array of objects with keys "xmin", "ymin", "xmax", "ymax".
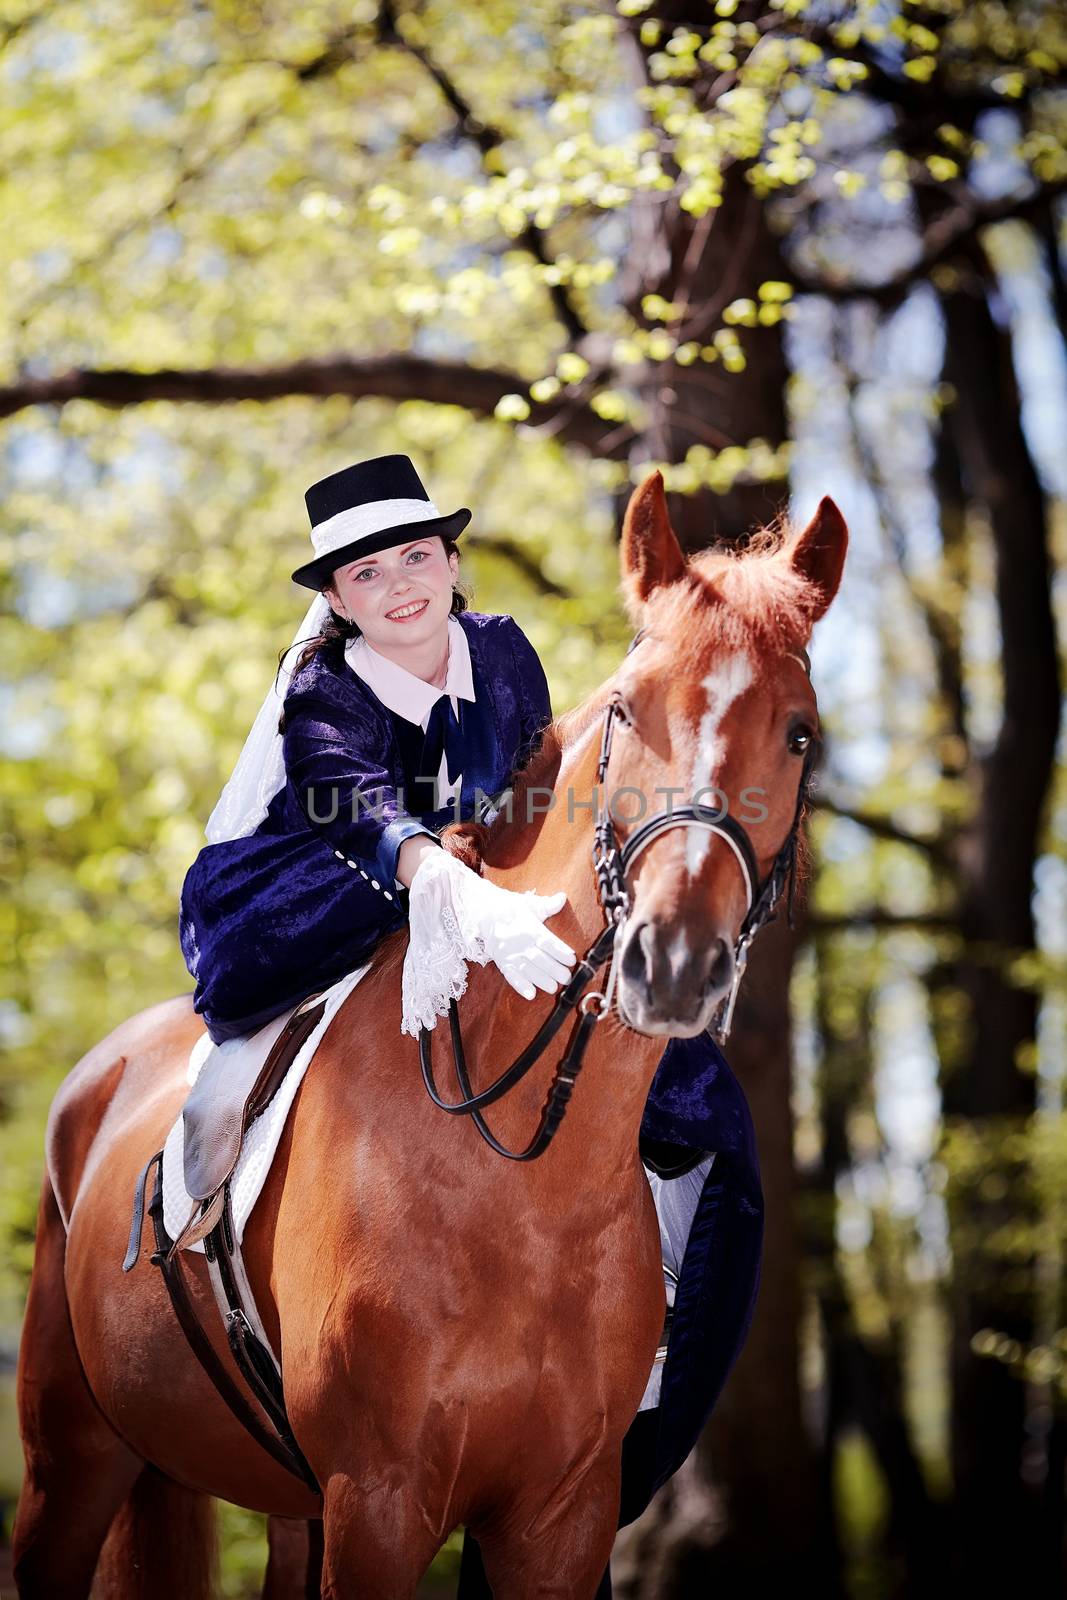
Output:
[{"xmin": 310, "ymin": 496, "xmax": 442, "ymax": 560}]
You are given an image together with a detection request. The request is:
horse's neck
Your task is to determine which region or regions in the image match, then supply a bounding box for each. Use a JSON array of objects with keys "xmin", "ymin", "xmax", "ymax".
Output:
[{"xmin": 463, "ymin": 722, "xmax": 665, "ymax": 1178}]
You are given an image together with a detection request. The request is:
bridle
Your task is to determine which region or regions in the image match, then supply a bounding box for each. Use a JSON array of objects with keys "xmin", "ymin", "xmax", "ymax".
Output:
[{"xmin": 419, "ymin": 635, "xmax": 820, "ymax": 1161}]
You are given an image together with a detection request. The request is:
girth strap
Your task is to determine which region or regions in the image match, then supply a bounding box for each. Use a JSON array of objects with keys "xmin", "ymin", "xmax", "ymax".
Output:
[
  {"xmin": 126, "ymin": 1149, "xmax": 321, "ymax": 1494},
  {"xmin": 203, "ymin": 1189, "xmax": 312, "ymax": 1477}
]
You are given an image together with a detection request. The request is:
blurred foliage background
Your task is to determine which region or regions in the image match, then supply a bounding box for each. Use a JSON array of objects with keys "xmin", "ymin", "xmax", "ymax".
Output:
[{"xmin": 1, "ymin": 0, "xmax": 1066, "ymax": 1594}]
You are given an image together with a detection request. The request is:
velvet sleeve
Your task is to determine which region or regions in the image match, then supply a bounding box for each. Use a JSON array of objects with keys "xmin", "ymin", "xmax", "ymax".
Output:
[
  {"xmin": 502, "ymin": 617, "xmax": 553, "ymax": 774},
  {"xmin": 282, "ymin": 686, "xmax": 435, "ymax": 890}
]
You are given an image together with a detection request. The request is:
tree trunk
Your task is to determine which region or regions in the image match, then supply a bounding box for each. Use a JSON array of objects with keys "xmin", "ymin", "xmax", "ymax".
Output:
[
  {"xmin": 811, "ymin": 937, "xmax": 947, "ymax": 1598},
  {"xmin": 698, "ymin": 912, "xmax": 824, "ymax": 1587},
  {"xmin": 607, "ymin": 8, "xmax": 818, "ymax": 1578},
  {"xmin": 396, "ymin": 15, "xmax": 822, "ymax": 1572},
  {"xmin": 935, "ymin": 242, "xmax": 1062, "ymax": 1588},
  {"xmin": 613, "ymin": 2, "xmax": 790, "ymax": 552}
]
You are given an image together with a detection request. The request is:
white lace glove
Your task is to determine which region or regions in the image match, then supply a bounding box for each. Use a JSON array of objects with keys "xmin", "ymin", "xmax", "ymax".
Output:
[{"xmin": 401, "ymin": 846, "xmax": 576, "ymax": 1037}]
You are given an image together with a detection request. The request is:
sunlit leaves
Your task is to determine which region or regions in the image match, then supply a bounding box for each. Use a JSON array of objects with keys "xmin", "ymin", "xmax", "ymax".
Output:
[{"xmin": 493, "ymin": 391, "xmax": 531, "ymax": 420}]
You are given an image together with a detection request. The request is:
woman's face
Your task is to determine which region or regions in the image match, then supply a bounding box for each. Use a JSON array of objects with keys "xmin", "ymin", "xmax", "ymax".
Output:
[{"xmin": 326, "ymin": 536, "xmax": 460, "ymax": 651}]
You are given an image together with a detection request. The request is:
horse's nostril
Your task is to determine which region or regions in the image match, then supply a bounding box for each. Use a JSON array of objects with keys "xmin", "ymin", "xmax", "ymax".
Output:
[
  {"xmin": 620, "ymin": 921, "xmax": 652, "ymax": 987},
  {"xmin": 705, "ymin": 935, "xmax": 734, "ymax": 994}
]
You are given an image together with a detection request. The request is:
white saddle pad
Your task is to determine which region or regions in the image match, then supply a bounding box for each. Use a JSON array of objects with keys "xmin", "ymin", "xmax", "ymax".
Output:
[{"xmin": 161, "ymin": 963, "xmax": 371, "ymax": 1253}]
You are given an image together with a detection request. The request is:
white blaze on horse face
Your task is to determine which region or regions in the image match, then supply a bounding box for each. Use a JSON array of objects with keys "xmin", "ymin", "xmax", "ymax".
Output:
[{"xmin": 686, "ymin": 653, "xmax": 754, "ymax": 877}]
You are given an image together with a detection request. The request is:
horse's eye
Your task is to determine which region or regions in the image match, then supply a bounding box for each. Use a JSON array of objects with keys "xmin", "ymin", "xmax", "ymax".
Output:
[
  {"xmin": 788, "ymin": 723, "xmax": 815, "ymax": 755},
  {"xmin": 614, "ymin": 699, "xmax": 634, "ymax": 728}
]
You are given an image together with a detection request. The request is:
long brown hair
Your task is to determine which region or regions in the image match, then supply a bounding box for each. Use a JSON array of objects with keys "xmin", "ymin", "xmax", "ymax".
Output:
[{"xmin": 275, "ymin": 535, "xmax": 469, "ymax": 731}]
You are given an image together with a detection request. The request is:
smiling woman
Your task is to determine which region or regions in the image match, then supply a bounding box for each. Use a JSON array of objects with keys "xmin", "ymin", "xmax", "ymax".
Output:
[{"xmin": 177, "ymin": 453, "xmax": 577, "ymax": 1045}]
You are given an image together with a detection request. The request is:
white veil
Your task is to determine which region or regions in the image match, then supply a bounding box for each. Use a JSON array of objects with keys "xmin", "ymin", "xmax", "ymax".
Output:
[{"xmin": 205, "ymin": 590, "xmax": 333, "ymax": 844}]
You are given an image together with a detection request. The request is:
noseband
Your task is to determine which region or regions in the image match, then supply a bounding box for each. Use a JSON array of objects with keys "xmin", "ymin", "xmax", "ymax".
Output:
[{"xmin": 419, "ymin": 638, "xmax": 820, "ymax": 1160}]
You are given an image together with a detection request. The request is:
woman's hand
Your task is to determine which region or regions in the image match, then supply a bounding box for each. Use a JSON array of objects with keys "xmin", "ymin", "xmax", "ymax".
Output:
[{"xmin": 458, "ymin": 873, "xmax": 577, "ymax": 1000}]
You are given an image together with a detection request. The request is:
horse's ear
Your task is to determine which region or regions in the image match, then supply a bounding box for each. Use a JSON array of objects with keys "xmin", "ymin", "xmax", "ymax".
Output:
[
  {"xmin": 621, "ymin": 471, "xmax": 688, "ymax": 611},
  {"xmin": 789, "ymin": 496, "xmax": 848, "ymax": 624}
]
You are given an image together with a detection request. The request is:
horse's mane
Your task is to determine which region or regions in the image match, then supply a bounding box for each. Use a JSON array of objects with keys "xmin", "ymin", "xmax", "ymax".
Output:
[{"xmin": 651, "ymin": 516, "xmax": 816, "ymax": 653}]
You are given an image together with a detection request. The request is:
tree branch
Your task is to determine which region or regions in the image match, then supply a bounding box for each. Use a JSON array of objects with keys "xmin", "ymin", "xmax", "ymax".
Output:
[
  {"xmin": 464, "ymin": 532, "xmax": 573, "ymax": 599},
  {"xmin": 814, "ymin": 795, "xmax": 953, "ymax": 867},
  {"xmin": 0, "ymin": 353, "xmax": 620, "ymax": 453},
  {"xmin": 1037, "ymin": 197, "xmax": 1067, "ymax": 349},
  {"xmin": 804, "ymin": 910, "xmax": 958, "ymax": 934},
  {"xmin": 805, "ymin": 22, "xmax": 1049, "ymax": 127},
  {"xmin": 0, "ymin": 5, "xmax": 51, "ymax": 54},
  {"xmin": 9, "ymin": 22, "xmax": 370, "ymax": 340},
  {"xmin": 837, "ymin": 328, "xmax": 967, "ymax": 748},
  {"xmin": 377, "ymin": 0, "xmax": 590, "ymax": 345},
  {"xmin": 795, "ymin": 181, "xmax": 1067, "ymax": 307}
]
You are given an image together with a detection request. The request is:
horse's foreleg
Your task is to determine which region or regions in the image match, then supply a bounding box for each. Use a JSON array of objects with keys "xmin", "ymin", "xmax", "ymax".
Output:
[
  {"xmin": 473, "ymin": 1469, "xmax": 621, "ymax": 1600},
  {"xmin": 319, "ymin": 1474, "xmax": 447, "ymax": 1600},
  {"xmin": 13, "ymin": 1175, "xmax": 143, "ymax": 1598},
  {"xmin": 459, "ymin": 1532, "xmax": 614, "ymax": 1600},
  {"xmin": 264, "ymin": 1515, "xmax": 324, "ymax": 1600}
]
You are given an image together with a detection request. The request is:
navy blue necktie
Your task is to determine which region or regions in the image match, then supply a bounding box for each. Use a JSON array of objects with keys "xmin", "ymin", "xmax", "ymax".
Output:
[{"xmin": 421, "ymin": 693, "xmax": 464, "ymax": 793}]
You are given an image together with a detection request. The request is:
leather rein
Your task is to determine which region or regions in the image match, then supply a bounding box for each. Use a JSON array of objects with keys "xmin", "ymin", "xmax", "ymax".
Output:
[{"xmin": 419, "ymin": 641, "xmax": 819, "ymax": 1161}]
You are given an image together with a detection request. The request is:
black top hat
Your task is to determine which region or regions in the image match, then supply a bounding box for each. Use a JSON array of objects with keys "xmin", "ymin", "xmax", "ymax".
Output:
[{"xmin": 292, "ymin": 454, "xmax": 471, "ymax": 590}]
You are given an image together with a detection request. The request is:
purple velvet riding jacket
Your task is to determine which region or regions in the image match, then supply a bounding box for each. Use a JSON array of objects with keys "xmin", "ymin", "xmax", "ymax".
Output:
[{"xmin": 179, "ymin": 610, "xmax": 551, "ymax": 1045}]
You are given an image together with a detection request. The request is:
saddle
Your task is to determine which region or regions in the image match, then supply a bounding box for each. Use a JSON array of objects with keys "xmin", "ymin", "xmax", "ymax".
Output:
[
  {"xmin": 171, "ymin": 994, "xmax": 328, "ymax": 1251},
  {"xmin": 122, "ymin": 990, "xmax": 330, "ymax": 1494}
]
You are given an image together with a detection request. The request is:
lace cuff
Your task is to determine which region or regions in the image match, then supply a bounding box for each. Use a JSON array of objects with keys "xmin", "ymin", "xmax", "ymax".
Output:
[{"xmin": 400, "ymin": 848, "xmax": 492, "ymax": 1037}]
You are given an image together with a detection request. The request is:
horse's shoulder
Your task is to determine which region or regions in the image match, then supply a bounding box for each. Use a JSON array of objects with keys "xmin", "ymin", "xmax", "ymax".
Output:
[{"xmin": 45, "ymin": 994, "xmax": 201, "ymax": 1228}]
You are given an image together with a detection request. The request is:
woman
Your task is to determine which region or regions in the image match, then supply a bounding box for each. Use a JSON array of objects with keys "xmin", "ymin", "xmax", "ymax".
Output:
[
  {"xmin": 179, "ymin": 454, "xmax": 763, "ymax": 1589},
  {"xmin": 179, "ymin": 453, "xmax": 578, "ymax": 1044}
]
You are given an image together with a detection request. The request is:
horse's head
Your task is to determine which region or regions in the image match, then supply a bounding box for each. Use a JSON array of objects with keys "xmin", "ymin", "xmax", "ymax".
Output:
[
  {"xmin": 461, "ymin": 471, "xmax": 848, "ymax": 1045},
  {"xmin": 602, "ymin": 471, "xmax": 848, "ymax": 1038}
]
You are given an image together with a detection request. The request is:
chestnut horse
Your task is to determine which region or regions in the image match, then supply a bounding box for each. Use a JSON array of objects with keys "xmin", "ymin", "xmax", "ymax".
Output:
[{"xmin": 14, "ymin": 473, "xmax": 847, "ymax": 1599}]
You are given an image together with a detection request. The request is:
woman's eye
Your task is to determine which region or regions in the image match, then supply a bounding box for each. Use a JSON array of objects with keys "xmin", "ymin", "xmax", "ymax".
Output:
[
  {"xmin": 407, "ymin": 550, "xmax": 427, "ymax": 564},
  {"xmin": 788, "ymin": 724, "xmax": 815, "ymax": 755}
]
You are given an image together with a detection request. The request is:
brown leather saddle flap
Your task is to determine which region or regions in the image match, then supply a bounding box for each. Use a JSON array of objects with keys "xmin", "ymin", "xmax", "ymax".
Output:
[{"xmin": 182, "ymin": 994, "xmax": 328, "ymax": 1203}]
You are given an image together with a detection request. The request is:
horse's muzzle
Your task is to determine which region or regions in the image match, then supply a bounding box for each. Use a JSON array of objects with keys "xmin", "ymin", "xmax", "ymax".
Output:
[{"xmin": 616, "ymin": 918, "xmax": 735, "ymax": 1037}]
